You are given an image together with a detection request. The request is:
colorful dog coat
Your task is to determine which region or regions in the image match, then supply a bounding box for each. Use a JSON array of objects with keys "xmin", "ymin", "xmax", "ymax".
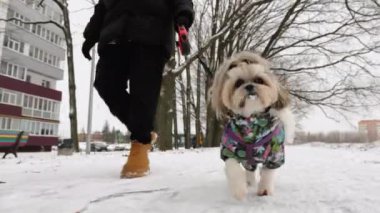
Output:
[{"xmin": 221, "ymin": 112, "xmax": 285, "ymax": 171}]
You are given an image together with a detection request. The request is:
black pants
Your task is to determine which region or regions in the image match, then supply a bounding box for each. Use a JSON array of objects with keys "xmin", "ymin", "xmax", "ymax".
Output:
[{"xmin": 94, "ymin": 43, "xmax": 167, "ymax": 144}]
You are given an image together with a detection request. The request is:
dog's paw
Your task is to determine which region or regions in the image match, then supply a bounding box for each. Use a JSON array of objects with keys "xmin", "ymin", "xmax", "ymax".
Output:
[
  {"xmin": 231, "ymin": 184, "xmax": 248, "ymax": 200},
  {"xmin": 225, "ymin": 158, "xmax": 248, "ymax": 200},
  {"xmin": 257, "ymin": 179, "xmax": 274, "ymax": 196},
  {"xmin": 257, "ymin": 166, "xmax": 276, "ymax": 196},
  {"xmin": 257, "ymin": 188, "xmax": 273, "ymax": 196}
]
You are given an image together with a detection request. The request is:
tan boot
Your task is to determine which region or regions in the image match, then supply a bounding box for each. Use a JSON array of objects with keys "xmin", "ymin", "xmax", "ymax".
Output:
[{"xmin": 120, "ymin": 132, "xmax": 158, "ymax": 178}]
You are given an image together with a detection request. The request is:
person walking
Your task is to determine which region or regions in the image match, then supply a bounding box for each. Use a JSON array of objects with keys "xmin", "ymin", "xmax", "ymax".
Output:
[{"xmin": 82, "ymin": 0, "xmax": 194, "ymax": 178}]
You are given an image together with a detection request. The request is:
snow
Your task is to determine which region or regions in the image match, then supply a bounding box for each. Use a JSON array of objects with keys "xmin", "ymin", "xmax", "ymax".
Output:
[{"xmin": 1, "ymin": 143, "xmax": 380, "ymax": 213}]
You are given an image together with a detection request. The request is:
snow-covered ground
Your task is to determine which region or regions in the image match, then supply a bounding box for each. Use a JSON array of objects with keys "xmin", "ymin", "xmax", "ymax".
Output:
[{"xmin": 1, "ymin": 143, "xmax": 380, "ymax": 213}]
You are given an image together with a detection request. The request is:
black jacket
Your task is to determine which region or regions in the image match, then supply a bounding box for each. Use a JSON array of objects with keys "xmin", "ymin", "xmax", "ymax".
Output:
[{"xmin": 83, "ymin": 0, "xmax": 194, "ymax": 57}]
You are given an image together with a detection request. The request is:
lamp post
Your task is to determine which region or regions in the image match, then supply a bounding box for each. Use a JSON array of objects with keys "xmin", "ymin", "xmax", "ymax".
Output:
[{"xmin": 86, "ymin": 46, "xmax": 96, "ymax": 154}]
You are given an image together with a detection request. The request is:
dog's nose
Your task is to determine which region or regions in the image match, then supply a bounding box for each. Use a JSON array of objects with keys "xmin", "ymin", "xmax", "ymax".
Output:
[{"xmin": 245, "ymin": 85, "xmax": 255, "ymax": 92}]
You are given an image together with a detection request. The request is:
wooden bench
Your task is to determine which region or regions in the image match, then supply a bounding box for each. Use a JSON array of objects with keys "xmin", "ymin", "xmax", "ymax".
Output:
[{"xmin": 0, "ymin": 130, "xmax": 28, "ymax": 159}]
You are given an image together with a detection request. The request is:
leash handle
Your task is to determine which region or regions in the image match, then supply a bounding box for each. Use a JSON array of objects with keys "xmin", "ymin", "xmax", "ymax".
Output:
[{"xmin": 177, "ymin": 26, "xmax": 191, "ymax": 56}]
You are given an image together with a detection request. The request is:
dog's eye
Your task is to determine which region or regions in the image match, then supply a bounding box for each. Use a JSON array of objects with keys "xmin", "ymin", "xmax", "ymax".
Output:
[
  {"xmin": 242, "ymin": 59, "xmax": 251, "ymax": 64},
  {"xmin": 228, "ymin": 63, "xmax": 237, "ymax": 70},
  {"xmin": 253, "ymin": 77, "xmax": 265, "ymax": 84},
  {"xmin": 234, "ymin": 79, "xmax": 245, "ymax": 88},
  {"xmin": 243, "ymin": 59, "xmax": 259, "ymax": 64}
]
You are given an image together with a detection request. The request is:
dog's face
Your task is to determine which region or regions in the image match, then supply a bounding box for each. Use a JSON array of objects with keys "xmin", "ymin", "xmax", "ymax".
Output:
[{"xmin": 210, "ymin": 52, "xmax": 290, "ymax": 118}]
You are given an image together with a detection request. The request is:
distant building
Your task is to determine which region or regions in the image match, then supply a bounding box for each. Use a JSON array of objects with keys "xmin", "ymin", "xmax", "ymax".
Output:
[
  {"xmin": 0, "ymin": 0, "xmax": 65, "ymax": 151},
  {"xmin": 358, "ymin": 120, "xmax": 380, "ymax": 142},
  {"xmin": 78, "ymin": 131, "xmax": 104, "ymax": 142},
  {"xmin": 91, "ymin": 131, "xmax": 104, "ymax": 141}
]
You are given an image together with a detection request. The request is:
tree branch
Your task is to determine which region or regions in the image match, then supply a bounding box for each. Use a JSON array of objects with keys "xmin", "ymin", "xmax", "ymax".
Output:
[
  {"xmin": 262, "ymin": 0, "xmax": 302, "ymax": 57},
  {"xmin": 0, "ymin": 18, "xmax": 65, "ymax": 33},
  {"xmin": 172, "ymin": 0, "xmax": 274, "ymax": 76}
]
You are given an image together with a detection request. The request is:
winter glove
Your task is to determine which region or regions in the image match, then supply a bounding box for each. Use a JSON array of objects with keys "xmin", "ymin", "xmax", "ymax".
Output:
[
  {"xmin": 175, "ymin": 14, "xmax": 191, "ymax": 31},
  {"xmin": 82, "ymin": 40, "xmax": 96, "ymax": 60}
]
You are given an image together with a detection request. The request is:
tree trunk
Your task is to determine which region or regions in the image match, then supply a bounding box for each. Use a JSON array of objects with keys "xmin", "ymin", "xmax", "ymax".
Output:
[
  {"xmin": 173, "ymin": 83, "xmax": 179, "ymax": 149},
  {"xmin": 205, "ymin": 104, "xmax": 223, "ymax": 147},
  {"xmin": 185, "ymin": 65, "xmax": 192, "ymax": 149},
  {"xmin": 204, "ymin": 73, "xmax": 223, "ymax": 148},
  {"xmin": 204, "ymin": 103, "xmax": 215, "ymax": 147},
  {"xmin": 155, "ymin": 73, "xmax": 175, "ymax": 151},
  {"xmin": 195, "ymin": 61, "xmax": 201, "ymax": 147},
  {"xmin": 62, "ymin": 1, "xmax": 78, "ymax": 151},
  {"xmin": 178, "ymin": 74, "xmax": 189, "ymax": 148}
]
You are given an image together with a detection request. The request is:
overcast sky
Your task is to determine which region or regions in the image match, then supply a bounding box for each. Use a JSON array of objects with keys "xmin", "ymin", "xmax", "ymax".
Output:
[{"xmin": 56, "ymin": 0, "xmax": 380, "ymax": 138}]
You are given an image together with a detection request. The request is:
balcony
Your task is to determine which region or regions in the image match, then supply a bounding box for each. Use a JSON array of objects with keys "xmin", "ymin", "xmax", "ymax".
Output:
[{"xmin": 0, "ymin": 74, "xmax": 61, "ymax": 101}]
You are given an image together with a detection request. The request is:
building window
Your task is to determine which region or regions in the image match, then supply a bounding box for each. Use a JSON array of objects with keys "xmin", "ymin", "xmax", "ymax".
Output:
[
  {"xmin": 9, "ymin": 7, "xmax": 64, "ymax": 47},
  {"xmin": 29, "ymin": 45, "xmax": 61, "ymax": 68},
  {"xmin": 0, "ymin": 117, "xmax": 20, "ymax": 131},
  {"xmin": 11, "ymin": 119, "xmax": 20, "ymax": 130},
  {"xmin": 21, "ymin": 94, "xmax": 60, "ymax": 120},
  {"xmin": 24, "ymin": 18, "xmax": 31, "ymax": 31},
  {"xmin": 19, "ymin": 119, "xmax": 58, "ymax": 136},
  {"xmin": 50, "ymin": 32, "xmax": 54, "ymax": 42},
  {"xmin": 0, "ymin": 61, "xmax": 26, "ymax": 81},
  {"xmin": 48, "ymin": 55, "xmax": 52, "ymax": 65},
  {"xmin": 3, "ymin": 36, "xmax": 25, "ymax": 53},
  {"xmin": 23, "ymin": 95, "xmax": 29, "ymax": 108},
  {"xmin": 0, "ymin": 117, "xmax": 12, "ymax": 130},
  {"xmin": 37, "ymin": 25, "xmax": 41, "ymax": 36},
  {"xmin": 31, "ymin": 24, "xmax": 36, "ymax": 33},
  {"xmin": 44, "ymin": 52, "xmax": 48, "ymax": 63},
  {"xmin": 29, "ymin": 46, "xmax": 34, "ymax": 57},
  {"xmin": 8, "ymin": 9, "xmax": 27, "ymax": 29},
  {"xmin": 18, "ymin": 67, "xmax": 26, "ymax": 80},
  {"xmin": 7, "ymin": 9, "xmax": 33, "ymax": 32},
  {"xmin": 45, "ymin": 80, "xmax": 50, "ymax": 88},
  {"xmin": 41, "ymin": 28, "xmax": 46, "ymax": 38},
  {"xmin": 26, "ymin": 75, "xmax": 31, "ymax": 83},
  {"xmin": 0, "ymin": 89, "xmax": 18, "ymax": 106},
  {"xmin": 38, "ymin": 49, "xmax": 43, "ymax": 61},
  {"xmin": 38, "ymin": 98, "xmax": 43, "ymax": 110},
  {"xmin": 54, "ymin": 34, "xmax": 59, "ymax": 44},
  {"xmin": 56, "ymin": 57, "xmax": 61, "ymax": 67},
  {"xmin": 7, "ymin": 8, "xmax": 14, "ymax": 19},
  {"xmin": 0, "ymin": 61, "xmax": 7, "ymax": 75},
  {"xmin": 52, "ymin": 56, "xmax": 56, "ymax": 66},
  {"xmin": 42, "ymin": 80, "xmax": 51, "ymax": 88},
  {"xmin": 46, "ymin": 29, "xmax": 50, "ymax": 41},
  {"xmin": 33, "ymin": 47, "xmax": 38, "ymax": 58},
  {"xmin": 20, "ymin": 42, "xmax": 25, "ymax": 53}
]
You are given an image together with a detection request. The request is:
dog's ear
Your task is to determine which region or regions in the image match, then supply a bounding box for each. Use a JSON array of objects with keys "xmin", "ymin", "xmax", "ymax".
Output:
[
  {"xmin": 273, "ymin": 85, "xmax": 291, "ymax": 109},
  {"xmin": 209, "ymin": 58, "xmax": 232, "ymax": 119}
]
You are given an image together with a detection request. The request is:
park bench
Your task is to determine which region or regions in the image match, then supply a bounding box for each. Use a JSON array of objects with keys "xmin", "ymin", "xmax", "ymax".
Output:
[{"xmin": 0, "ymin": 130, "xmax": 28, "ymax": 159}]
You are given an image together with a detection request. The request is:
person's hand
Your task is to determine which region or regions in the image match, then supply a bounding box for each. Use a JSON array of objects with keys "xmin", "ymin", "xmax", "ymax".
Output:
[
  {"xmin": 175, "ymin": 15, "xmax": 190, "ymax": 30},
  {"xmin": 82, "ymin": 40, "xmax": 96, "ymax": 60}
]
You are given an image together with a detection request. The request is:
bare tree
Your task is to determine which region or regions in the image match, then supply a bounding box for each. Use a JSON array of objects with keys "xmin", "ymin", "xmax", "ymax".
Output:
[
  {"xmin": 155, "ymin": 1, "xmax": 274, "ymax": 150},
  {"xmin": 155, "ymin": 0, "xmax": 380, "ymax": 149},
  {"xmin": 186, "ymin": 0, "xmax": 380, "ymax": 146}
]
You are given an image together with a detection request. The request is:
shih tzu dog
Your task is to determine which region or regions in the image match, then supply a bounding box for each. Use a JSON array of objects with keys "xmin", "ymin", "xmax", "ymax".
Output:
[{"xmin": 210, "ymin": 52, "xmax": 295, "ymax": 200}]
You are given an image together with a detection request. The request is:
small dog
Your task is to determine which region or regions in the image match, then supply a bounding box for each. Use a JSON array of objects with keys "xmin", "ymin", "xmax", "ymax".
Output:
[{"xmin": 210, "ymin": 52, "xmax": 295, "ymax": 200}]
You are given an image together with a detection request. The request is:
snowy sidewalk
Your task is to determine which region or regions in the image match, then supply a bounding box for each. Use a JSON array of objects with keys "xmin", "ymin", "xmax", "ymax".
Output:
[{"xmin": 1, "ymin": 143, "xmax": 380, "ymax": 213}]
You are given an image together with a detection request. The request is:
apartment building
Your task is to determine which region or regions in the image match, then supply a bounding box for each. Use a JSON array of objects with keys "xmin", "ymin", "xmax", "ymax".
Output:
[
  {"xmin": 0, "ymin": 0, "xmax": 65, "ymax": 151},
  {"xmin": 358, "ymin": 120, "xmax": 380, "ymax": 142}
]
